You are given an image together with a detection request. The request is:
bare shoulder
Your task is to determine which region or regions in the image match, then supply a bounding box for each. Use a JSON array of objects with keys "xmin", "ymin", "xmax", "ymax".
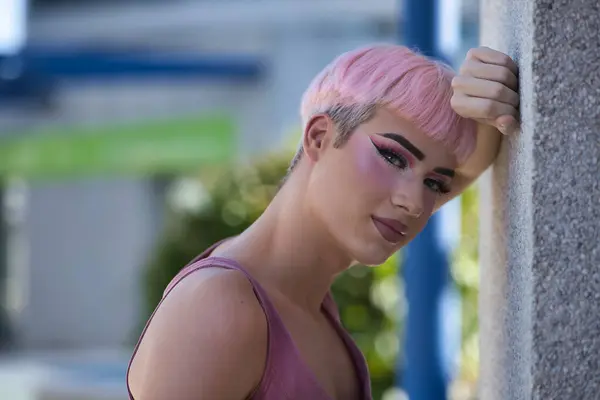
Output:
[{"xmin": 129, "ymin": 267, "xmax": 268, "ymax": 400}]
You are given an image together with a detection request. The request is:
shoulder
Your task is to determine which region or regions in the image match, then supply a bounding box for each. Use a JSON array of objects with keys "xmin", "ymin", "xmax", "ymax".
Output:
[
  {"xmin": 129, "ymin": 267, "xmax": 268, "ymax": 400},
  {"xmin": 162, "ymin": 266, "xmax": 267, "ymax": 332}
]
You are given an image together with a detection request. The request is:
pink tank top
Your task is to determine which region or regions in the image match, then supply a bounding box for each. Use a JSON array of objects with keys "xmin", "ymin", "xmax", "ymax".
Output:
[{"xmin": 127, "ymin": 241, "xmax": 372, "ymax": 399}]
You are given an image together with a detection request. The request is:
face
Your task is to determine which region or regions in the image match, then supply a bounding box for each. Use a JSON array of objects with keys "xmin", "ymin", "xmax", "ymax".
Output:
[{"xmin": 304, "ymin": 108, "xmax": 458, "ymax": 266}]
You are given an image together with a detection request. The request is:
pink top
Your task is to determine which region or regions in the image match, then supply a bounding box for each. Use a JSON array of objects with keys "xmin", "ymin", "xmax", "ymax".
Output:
[{"xmin": 127, "ymin": 241, "xmax": 372, "ymax": 399}]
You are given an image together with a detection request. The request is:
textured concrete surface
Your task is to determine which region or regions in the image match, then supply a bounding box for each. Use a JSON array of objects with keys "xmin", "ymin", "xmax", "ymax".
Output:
[{"xmin": 479, "ymin": 0, "xmax": 600, "ymax": 399}]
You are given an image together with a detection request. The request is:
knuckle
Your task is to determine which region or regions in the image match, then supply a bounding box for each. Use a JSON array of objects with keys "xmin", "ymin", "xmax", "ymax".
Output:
[
  {"xmin": 451, "ymin": 76, "xmax": 463, "ymax": 89},
  {"xmin": 459, "ymin": 60, "xmax": 474, "ymax": 76},
  {"xmin": 499, "ymin": 53, "xmax": 513, "ymax": 66},
  {"xmin": 450, "ymin": 95, "xmax": 464, "ymax": 112},
  {"xmin": 512, "ymin": 93, "xmax": 521, "ymax": 107},
  {"xmin": 491, "ymin": 82, "xmax": 505, "ymax": 98},
  {"xmin": 482, "ymin": 99, "xmax": 497, "ymax": 115},
  {"xmin": 500, "ymin": 68, "xmax": 513, "ymax": 84},
  {"xmin": 466, "ymin": 48, "xmax": 478, "ymax": 60},
  {"xmin": 450, "ymin": 94, "xmax": 459, "ymax": 106}
]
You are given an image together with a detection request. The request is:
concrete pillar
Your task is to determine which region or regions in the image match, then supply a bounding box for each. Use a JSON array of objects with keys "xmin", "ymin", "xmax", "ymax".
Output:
[{"xmin": 479, "ymin": 0, "xmax": 600, "ymax": 399}]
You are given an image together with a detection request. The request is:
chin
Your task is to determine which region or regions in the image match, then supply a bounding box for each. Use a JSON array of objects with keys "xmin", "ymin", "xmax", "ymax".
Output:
[
  {"xmin": 338, "ymin": 231, "xmax": 405, "ymax": 266},
  {"xmin": 350, "ymin": 244, "xmax": 397, "ymax": 267}
]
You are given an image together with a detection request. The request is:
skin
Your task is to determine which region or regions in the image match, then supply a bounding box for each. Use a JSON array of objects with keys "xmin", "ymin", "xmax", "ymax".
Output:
[{"xmin": 128, "ymin": 47, "xmax": 520, "ymax": 400}]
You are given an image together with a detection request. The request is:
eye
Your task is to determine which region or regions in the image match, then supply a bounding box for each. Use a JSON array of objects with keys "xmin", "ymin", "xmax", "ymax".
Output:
[
  {"xmin": 424, "ymin": 178, "xmax": 451, "ymax": 194},
  {"xmin": 375, "ymin": 146, "xmax": 408, "ymax": 169}
]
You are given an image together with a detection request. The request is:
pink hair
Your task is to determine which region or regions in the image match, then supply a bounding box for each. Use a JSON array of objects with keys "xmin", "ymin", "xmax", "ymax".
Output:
[{"xmin": 299, "ymin": 44, "xmax": 477, "ymax": 164}]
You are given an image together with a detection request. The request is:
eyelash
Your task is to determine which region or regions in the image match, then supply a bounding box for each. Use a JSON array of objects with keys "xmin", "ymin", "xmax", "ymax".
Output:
[
  {"xmin": 374, "ymin": 144, "xmax": 451, "ymax": 195},
  {"xmin": 375, "ymin": 145, "xmax": 409, "ymax": 169}
]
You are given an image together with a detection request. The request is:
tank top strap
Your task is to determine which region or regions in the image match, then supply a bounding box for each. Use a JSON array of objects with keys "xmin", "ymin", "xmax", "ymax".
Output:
[
  {"xmin": 162, "ymin": 237, "xmax": 229, "ymax": 295},
  {"xmin": 162, "ymin": 255, "xmax": 281, "ymax": 325},
  {"xmin": 160, "ymin": 255, "xmax": 291, "ymax": 397},
  {"xmin": 186, "ymin": 238, "xmax": 230, "ymax": 265},
  {"xmin": 128, "ymin": 244, "xmax": 290, "ymax": 399}
]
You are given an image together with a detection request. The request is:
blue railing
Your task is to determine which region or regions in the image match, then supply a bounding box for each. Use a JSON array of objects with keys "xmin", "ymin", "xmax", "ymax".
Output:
[{"xmin": 0, "ymin": 45, "xmax": 265, "ymax": 105}]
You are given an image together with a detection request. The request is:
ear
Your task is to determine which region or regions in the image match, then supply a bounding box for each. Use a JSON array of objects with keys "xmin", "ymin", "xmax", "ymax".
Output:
[{"xmin": 303, "ymin": 114, "xmax": 335, "ymax": 163}]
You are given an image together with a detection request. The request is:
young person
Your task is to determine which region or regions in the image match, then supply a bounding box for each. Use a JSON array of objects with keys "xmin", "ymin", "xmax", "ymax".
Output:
[{"xmin": 127, "ymin": 44, "xmax": 519, "ymax": 400}]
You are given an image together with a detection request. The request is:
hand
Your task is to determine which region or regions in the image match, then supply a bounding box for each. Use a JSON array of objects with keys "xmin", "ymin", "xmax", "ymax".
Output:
[{"xmin": 450, "ymin": 47, "xmax": 520, "ymax": 135}]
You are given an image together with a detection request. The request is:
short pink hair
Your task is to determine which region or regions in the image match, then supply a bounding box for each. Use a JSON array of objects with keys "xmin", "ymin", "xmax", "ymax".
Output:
[{"xmin": 297, "ymin": 44, "xmax": 477, "ymax": 165}]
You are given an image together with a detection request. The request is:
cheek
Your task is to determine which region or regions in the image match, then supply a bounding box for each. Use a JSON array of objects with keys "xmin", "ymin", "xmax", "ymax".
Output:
[
  {"xmin": 352, "ymin": 141, "xmax": 396, "ymax": 189},
  {"xmin": 422, "ymin": 193, "xmax": 438, "ymax": 213}
]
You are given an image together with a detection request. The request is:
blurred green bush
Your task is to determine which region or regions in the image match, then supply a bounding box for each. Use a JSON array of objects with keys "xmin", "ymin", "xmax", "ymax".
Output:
[
  {"xmin": 142, "ymin": 150, "xmax": 480, "ymax": 399},
  {"xmin": 452, "ymin": 184, "xmax": 480, "ymax": 386}
]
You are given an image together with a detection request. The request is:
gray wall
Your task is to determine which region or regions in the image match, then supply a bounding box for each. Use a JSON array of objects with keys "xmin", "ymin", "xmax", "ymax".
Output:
[
  {"xmin": 18, "ymin": 178, "xmax": 164, "ymax": 349},
  {"xmin": 478, "ymin": 0, "xmax": 600, "ymax": 398}
]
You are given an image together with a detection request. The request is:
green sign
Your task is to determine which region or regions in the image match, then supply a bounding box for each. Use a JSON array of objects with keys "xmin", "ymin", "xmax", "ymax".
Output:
[{"xmin": 0, "ymin": 115, "xmax": 236, "ymax": 179}]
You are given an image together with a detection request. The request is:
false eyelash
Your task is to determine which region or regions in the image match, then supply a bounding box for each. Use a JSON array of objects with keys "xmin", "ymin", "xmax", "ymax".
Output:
[
  {"xmin": 373, "ymin": 144, "xmax": 409, "ymax": 170},
  {"xmin": 426, "ymin": 178, "xmax": 451, "ymax": 194},
  {"xmin": 373, "ymin": 142, "xmax": 451, "ymax": 195}
]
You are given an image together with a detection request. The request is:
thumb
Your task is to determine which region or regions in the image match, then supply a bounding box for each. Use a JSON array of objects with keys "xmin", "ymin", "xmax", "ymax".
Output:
[{"xmin": 495, "ymin": 115, "xmax": 519, "ymax": 135}]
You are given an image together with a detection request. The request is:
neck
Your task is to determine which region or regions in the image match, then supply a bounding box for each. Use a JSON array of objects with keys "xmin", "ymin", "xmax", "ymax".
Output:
[{"xmin": 219, "ymin": 170, "xmax": 352, "ymax": 312}]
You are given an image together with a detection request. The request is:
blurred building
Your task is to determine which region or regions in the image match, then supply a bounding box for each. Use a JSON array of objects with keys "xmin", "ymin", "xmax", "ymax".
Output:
[
  {"xmin": 1, "ymin": 0, "xmax": 479, "ymax": 355},
  {"xmin": 0, "ymin": 1, "xmax": 483, "ymax": 399},
  {"xmin": 1, "ymin": 0, "xmax": 406, "ymax": 351}
]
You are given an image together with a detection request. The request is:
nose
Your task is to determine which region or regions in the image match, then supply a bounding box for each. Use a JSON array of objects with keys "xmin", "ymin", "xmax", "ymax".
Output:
[{"xmin": 391, "ymin": 178, "xmax": 425, "ymax": 219}]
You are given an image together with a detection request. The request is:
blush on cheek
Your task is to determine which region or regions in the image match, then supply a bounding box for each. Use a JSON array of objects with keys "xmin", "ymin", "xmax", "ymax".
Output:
[{"xmin": 352, "ymin": 137, "xmax": 396, "ymax": 188}]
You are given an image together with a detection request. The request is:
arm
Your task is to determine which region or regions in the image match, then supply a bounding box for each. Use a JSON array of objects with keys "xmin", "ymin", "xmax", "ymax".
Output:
[
  {"xmin": 129, "ymin": 270, "xmax": 268, "ymax": 400},
  {"xmin": 436, "ymin": 46, "xmax": 520, "ymax": 209}
]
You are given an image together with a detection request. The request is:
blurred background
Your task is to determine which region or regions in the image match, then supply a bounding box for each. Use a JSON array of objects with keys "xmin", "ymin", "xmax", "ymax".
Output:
[{"xmin": 0, "ymin": 0, "xmax": 482, "ymax": 399}]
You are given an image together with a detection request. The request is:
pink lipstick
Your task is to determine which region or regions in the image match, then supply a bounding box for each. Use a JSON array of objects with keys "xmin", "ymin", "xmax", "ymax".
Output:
[{"xmin": 371, "ymin": 216, "xmax": 407, "ymax": 244}]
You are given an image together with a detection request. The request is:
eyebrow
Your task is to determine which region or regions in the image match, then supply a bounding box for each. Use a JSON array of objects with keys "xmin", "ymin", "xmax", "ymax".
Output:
[
  {"xmin": 380, "ymin": 133, "xmax": 456, "ymax": 178},
  {"xmin": 433, "ymin": 167, "xmax": 455, "ymax": 178},
  {"xmin": 381, "ymin": 133, "xmax": 425, "ymax": 160}
]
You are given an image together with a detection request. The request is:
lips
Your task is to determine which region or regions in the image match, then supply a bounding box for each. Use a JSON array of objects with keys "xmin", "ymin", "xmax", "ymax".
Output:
[{"xmin": 371, "ymin": 216, "xmax": 408, "ymax": 244}]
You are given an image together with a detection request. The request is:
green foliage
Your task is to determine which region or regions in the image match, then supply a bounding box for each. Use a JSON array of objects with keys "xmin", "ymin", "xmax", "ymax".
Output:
[
  {"xmin": 143, "ymin": 153, "xmax": 290, "ymax": 314},
  {"xmin": 142, "ymin": 148, "xmax": 482, "ymax": 398},
  {"xmin": 452, "ymin": 185, "xmax": 480, "ymax": 384},
  {"xmin": 333, "ymin": 257, "xmax": 402, "ymax": 399},
  {"xmin": 142, "ymin": 152, "xmax": 399, "ymax": 399}
]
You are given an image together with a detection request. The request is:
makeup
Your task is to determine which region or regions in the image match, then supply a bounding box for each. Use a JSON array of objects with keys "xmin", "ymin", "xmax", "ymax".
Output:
[
  {"xmin": 371, "ymin": 216, "xmax": 406, "ymax": 244},
  {"xmin": 351, "ymin": 135, "xmax": 397, "ymax": 182},
  {"xmin": 380, "ymin": 133, "xmax": 424, "ymax": 160},
  {"xmin": 432, "ymin": 167, "xmax": 455, "ymax": 178},
  {"xmin": 369, "ymin": 133, "xmax": 454, "ymax": 195},
  {"xmin": 369, "ymin": 134, "xmax": 415, "ymax": 169}
]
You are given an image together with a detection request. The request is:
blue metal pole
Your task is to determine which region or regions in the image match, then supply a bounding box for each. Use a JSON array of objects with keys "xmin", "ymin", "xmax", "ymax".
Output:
[
  {"xmin": 401, "ymin": 0, "xmax": 436, "ymax": 57},
  {"xmin": 399, "ymin": 0, "xmax": 463, "ymax": 398}
]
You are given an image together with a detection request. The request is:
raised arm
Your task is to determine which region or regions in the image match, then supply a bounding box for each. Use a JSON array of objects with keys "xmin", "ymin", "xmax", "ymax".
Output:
[
  {"xmin": 128, "ymin": 269, "xmax": 268, "ymax": 400},
  {"xmin": 437, "ymin": 46, "xmax": 520, "ymax": 209}
]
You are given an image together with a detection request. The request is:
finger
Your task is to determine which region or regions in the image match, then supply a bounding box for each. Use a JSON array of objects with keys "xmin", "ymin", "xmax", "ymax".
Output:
[
  {"xmin": 451, "ymin": 93, "xmax": 519, "ymax": 121},
  {"xmin": 465, "ymin": 116, "xmax": 516, "ymax": 135},
  {"xmin": 459, "ymin": 60, "xmax": 519, "ymax": 90},
  {"xmin": 495, "ymin": 115, "xmax": 520, "ymax": 135},
  {"xmin": 451, "ymin": 76, "xmax": 520, "ymax": 107},
  {"xmin": 466, "ymin": 47, "xmax": 519, "ymax": 77}
]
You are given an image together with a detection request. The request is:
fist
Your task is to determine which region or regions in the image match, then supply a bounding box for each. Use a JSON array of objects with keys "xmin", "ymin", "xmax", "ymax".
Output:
[{"xmin": 451, "ymin": 47, "xmax": 520, "ymax": 135}]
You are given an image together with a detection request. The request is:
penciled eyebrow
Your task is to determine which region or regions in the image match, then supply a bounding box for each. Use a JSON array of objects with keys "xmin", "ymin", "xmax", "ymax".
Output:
[
  {"xmin": 379, "ymin": 133, "xmax": 456, "ymax": 178},
  {"xmin": 380, "ymin": 133, "xmax": 425, "ymax": 160},
  {"xmin": 433, "ymin": 167, "xmax": 455, "ymax": 178}
]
